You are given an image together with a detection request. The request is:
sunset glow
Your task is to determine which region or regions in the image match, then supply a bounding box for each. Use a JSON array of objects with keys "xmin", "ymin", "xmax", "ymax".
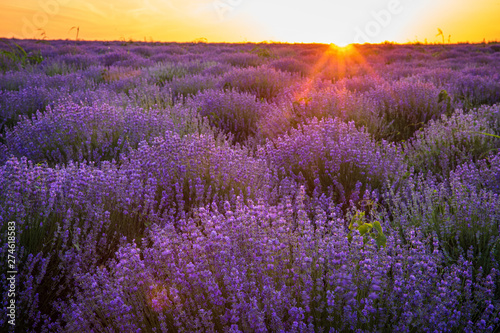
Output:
[{"xmin": 0, "ymin": 0, "xmax": 498, "ymax": 43}]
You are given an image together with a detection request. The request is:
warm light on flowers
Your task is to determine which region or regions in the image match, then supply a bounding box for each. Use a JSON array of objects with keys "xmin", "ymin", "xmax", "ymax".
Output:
[
  {"xmin": 1, "ymin": 39, "xmax": 499, "ymax": 332},
  {"xmin": 148, "ymin": 283, "xmax": 170, "ymax": 312}
]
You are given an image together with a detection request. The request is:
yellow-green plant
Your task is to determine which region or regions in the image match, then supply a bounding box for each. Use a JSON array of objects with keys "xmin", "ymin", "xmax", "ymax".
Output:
[{"xmin": 347, "ymin": 211, "xmax": 387, "ymax": 248}]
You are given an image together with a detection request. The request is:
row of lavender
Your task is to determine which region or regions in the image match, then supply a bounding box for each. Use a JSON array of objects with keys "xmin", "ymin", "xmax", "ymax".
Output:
[{"xmin": 1, "ymin": 39, "xmax": 500, "ymax": 332}]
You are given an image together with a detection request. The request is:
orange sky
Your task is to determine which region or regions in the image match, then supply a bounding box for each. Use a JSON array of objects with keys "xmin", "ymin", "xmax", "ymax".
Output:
[{"xmin": 0, "ymin": 0, "xmax": 499, "ymax": 44}]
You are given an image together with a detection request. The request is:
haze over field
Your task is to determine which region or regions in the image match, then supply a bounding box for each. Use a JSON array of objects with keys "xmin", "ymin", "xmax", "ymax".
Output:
[{"xmin": 1, "ymin": 0, "xmax": 499, "ymax": 44}]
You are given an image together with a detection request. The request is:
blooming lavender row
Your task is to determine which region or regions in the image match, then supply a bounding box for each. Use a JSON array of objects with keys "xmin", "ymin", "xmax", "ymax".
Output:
[
  {"xmin": 2, "ymin": 41, "xmax": 499, "ymax": 140},
  {"xmin": 62, "ymin": 198, "xmax": 499, "ymax": 332},
  {"xmin": 1, "ymin": 101, "xmax": 175, "ymax": 166}
]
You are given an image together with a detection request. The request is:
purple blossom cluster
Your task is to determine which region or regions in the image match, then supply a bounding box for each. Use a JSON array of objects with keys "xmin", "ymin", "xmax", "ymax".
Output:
[{"xmin": 1, "ymin": 39, "xmax": 500, "ymax": 332}]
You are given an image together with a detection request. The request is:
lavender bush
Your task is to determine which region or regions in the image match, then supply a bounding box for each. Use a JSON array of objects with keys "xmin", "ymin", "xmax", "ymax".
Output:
[
  {"xmin": 219, "ymin": 66, "xmax": 297, "ymax": 101},
  {"xmin": 262, "ymin": 117, "xmax": 405, "ymax": 208},
  {"xmin": 404, "ymin": 105, "xmax": 500, "ymax": 177},
  {"xmin": 385, "ymin": 152, "xmax": 500, "ymax": 278},
  {"xmin": 363, "ymin": 80, "xmax": 448, "ymax": 141},
  {"xmin": 118, "ymin": 130, "xmax": 270, "ymax": 222},
  {"xmin": 0, "ymin": 158, "xmax": 155, "ymax": 331},
  {"xmin": 190, "ymin": 89, "xmax": 267, "ymax": 144}
]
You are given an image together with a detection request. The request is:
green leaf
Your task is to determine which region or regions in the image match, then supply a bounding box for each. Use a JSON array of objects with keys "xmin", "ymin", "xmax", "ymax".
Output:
[
  {"xmin": 14, "ymin": 43, "xmax": 27, "ymax": 57},
  {"xmin": 373, "ymin": 221, "xmax": 383, "ymax": 234},
  {"xmin": 358, "ymin": 224, "xmax": 371, "ymax": 236},
  {"xmin": 376, "ymin": 234, "xmax": 387, "ymax": 248},
  {"xmin": 468, "ymin": 131, "xmax": 500, "ymax": 139},
  {"xmin": 348, "ymin": 220, "xmax": 354, "ymax": 231}
]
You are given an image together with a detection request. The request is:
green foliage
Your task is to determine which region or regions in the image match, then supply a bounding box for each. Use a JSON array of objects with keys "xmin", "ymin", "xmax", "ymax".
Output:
[
  {"xmin": 347, "ymin": 210, "xmax": 387, "ymax": 248},
  {"xmin": 472, "ymin": 131, "xmax": 500, "ymax": 139},
  {"xmin": 0, "ymin": 42, "xmax": 44, "ymax": 71},
  {"xmin": 251, "ymin": 46, "xmax": 274, "ymax": 58},
  {"xmin": 438, "ymin": 89, "xmax": 453, "ymax": 116}
]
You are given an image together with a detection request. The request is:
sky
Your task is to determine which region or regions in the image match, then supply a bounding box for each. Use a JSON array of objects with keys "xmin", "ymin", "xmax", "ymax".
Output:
[{"xmin": 0, "ymin": 0, "xmax": 499, "ymax": 44}]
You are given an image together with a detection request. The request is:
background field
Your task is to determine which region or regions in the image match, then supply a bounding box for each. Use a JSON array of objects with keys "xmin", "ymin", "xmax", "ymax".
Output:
[{"xmin": 1, "ymin": 39, "xmax": 500, "ymax": 332}]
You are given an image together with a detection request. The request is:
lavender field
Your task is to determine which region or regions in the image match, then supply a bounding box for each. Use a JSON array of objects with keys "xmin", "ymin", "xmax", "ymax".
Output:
[{"xmin": 1, "ymin": 39, "xmax": 500, "ymax": 332}]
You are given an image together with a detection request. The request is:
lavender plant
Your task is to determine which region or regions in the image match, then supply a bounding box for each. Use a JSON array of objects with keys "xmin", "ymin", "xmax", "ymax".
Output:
[
  {"xmin": 221, "ymin": 52, "xmax": 263, "ymax": 68},
  {"xmin": 448, "ymin": 74, "xmax": 500, "ymax": 109},
  {"xmin": 0, "ymin": 157, "xmax": 157, "ymax": 331},
  {"xmin": 385, "ymin": 153, "xmax": 500, "ymax": 278},
  {"xmin": 363, "ymin": 80, "xmax": 448, "ymax": 141},
  {"xmin": 118, "ymin": 130, "xmax": 271, "ymax": 222},
  {"xmin": 269, "ymin": 57, "xmax": 311, "ymax": 77},
  {"xmin": 189, "ymin": 89, "xmax": 267, "ymax": 144},
  {"xmin": 219, "ymin": 66, "xmax": 296, "ymax": 101},
  {"xmin": 404, "ymin": 105, "xmax": 500, "ymax": 177},
  {"xmin": 168, "ymin": 74, "xmax": 219, "ymax": 102},
  {"xmin": 262, "ymin": 117, "xmax": 405, "ymax": 208}
]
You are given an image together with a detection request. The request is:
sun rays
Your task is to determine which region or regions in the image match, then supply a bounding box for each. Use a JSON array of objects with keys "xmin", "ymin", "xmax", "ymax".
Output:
[{"xmin": 292, "ymin": 42, "xmax": 377, "ymax": 102}]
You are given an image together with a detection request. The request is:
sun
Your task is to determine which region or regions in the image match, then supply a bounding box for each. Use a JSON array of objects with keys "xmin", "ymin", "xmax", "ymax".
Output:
[
  {"xmin": 332, "ymin": 41, "xmax": 351, "ymax": 48},
  {"xmin": 328, "ymin": 43, "xmax": 354, "ymax": 54}
]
